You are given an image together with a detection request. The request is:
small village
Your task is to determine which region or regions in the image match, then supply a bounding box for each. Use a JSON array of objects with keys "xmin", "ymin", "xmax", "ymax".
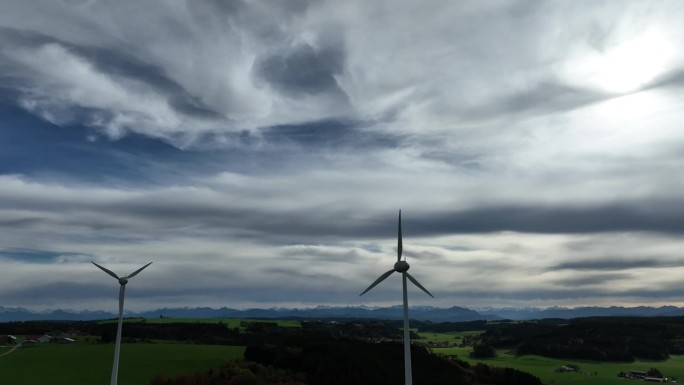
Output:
[
  {"xmin": 2, "ymin": 332, "xmax": 79, "ymax": 347},
  {"xmin": 557, "ymin": 364, "xmax": 676, "ymax": 383},
  {"xmin": 619, "ymin": 370, "xmax": 676, "ymax": 383}
]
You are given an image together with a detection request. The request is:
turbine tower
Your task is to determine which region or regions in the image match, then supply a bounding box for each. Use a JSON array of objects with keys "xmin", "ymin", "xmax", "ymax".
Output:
[
  {"xmin": 360, "ymin": 210, "xmax": 433, "ymax": 385},
  {"xmin": 92, "ymin": 261, "xmax": 152, "ymax": 385}
]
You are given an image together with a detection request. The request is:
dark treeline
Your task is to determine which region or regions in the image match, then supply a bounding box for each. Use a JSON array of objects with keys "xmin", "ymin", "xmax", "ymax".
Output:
[
  {"xmin": 101, "ymin": 322, "xmax": 241, "ymax": 345},
  {"xmin": 153, "ymin": 329, "xmax": 541, "ymax": 385},
  {"xmin": 1, "ymin": 318, "xmax": 543, "ymax": 384},
  {"xmin": 0, "ymin": 319, "xmax": 413, "ymax": 345},
  {"xmin": 243, "ymin": 338, "xmax": 541, "ymax": 385},
  {"xmin": 413, "ymin": 319, "xmax": 492, "ymax": 333},
  {"xmin": 0, "ymin": 318, "xmax": 492, "ymax": 340},
  {"xmin": 0, "ymin": 320, "xmax": 99, "ymax": 336},
  {"xmin": 481, "ymin": 316, "xmax": 684, "ymax": 361},
  {"xmin": 0, "ymin": 319, "xmax": 241, "ymax": 345},
  {"xmin": 289, "ymin": 318, "xmax": 495, "ymax": 333},
  {"xmin": 150, "ymin": 360, "xmax": 307, "ymax": 385}
]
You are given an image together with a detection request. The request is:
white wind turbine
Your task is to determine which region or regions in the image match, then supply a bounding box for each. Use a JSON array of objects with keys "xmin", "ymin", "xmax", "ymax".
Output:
[
  {"xmin": 360, "ymin": 210, "xmax": 434, "ymax": 385},
  {"xmin": 92, "ymin": 261, "xmax": 152, "ymax": 385}
]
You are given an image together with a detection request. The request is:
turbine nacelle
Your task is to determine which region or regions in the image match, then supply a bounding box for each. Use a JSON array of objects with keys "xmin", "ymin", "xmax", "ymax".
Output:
[
  {"xmin": 359, "ymin": 211, "xmax": 434, "ymax": 298},
  {"xmin": 359, "ymin": 210, "xmax": 434, "ymax": 385},
  {"xmin": 394, "ymin": 260, "xmax": 410, "ymax": 272},
  {"xmin": 91, "ymin": 260, "xmax": 152, "ymax": 385}
]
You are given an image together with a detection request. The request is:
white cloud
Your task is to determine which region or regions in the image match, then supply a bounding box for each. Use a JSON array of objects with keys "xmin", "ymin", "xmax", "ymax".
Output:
[{"xmin": 2, "ymin": 0, "xmax": 684, "ymax": 310}]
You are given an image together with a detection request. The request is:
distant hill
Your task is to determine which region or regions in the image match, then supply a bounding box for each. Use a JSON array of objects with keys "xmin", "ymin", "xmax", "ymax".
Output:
[
  {"xmin": 476, "ymin": 306, "xmax": 684, "ymax": 320},
  {"xmin": 0, "ymin": 306, "xmax": 114, "ymax": 322},
  {"xmin": 3, "ymin": 304, "xmax": 684, "ymax": 322},
  {"xmin": 140, "ymin": 305, "xmax": 496, "ymax": 323}
]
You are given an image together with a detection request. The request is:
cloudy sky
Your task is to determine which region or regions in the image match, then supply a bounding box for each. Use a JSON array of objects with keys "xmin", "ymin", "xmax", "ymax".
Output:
[{"xmin": 2, "ymin": 0, "xmax": 684, "ymax": 312}]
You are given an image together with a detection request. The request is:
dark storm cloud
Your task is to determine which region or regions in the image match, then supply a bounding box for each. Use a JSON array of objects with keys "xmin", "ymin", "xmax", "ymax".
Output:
[
  {"xmin": 197, "ymin": 0, "xmax": 311, "ymax": 19},
  {"xmin": 0, "ymin": 249, "xmax": 68, "ymax": 263},
  {"xmin": 0, "ymin": 216, "xmax": 43, "ymax": 229},
  {"xmin": 4, "ymin": 180, "xmax": 684, "ymax": 242},
  {"xmin": 412, "ymin": 202, "xmax": 684, "ymax": 236},
  {"xmin": 3, "ymin": 281, "xmax": 113, "ymax": 301},
  {"xmin": 446, "ymin": 287, "xmax": 636, "ymax": 302},
  {"xmin": 280, "ymin": 245, "xmax": 371, "ymax": 263},
  {"xmin": 555, "ymin": 273, "xmax": 633, "ymax": 287},
  {"xmin": 552, "ymin": 258, "xmax": 684, "ymax": 271},
  {"xmin": 260, "ymin": 119, "xmax": 401, "ymax": 149},
  {"xmin": 442, "ymin": 288, "xmax": 595, "ymax": 301},
  {"xmin": 254, "ymin": 42, "xmax": 347, "ymax": 97}
]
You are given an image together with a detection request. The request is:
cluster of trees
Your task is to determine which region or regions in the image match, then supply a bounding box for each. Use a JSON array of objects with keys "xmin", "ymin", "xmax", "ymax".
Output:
[
  {"xmin": 0, "ymin": 320, "xmax": 90, "ymax": 335},
  {"xmin": 0, "ymin": 318, "xmax": 412, "ymax": 346},
  {"xmin": 0, "ymin": 319, "xmax": 243, "ymax": 345},
  {"xmin": 480, "ymin": 316, "xmax": 684, "ymax": 361},
  {"xmin": 470, "ymin": 343, "xmax": 496, "ymax": 358},
  {"xmin": 150, "ymin": 360, "xmax": 306, "ymax": 385},
  {"xmin": 301, "ymin": 320, "xmax": 411, "ymax": 340},
  {"xmin": 414, "ymin": 320, "xmax": 491, "ymax": 333},
  {"xmin": 125, "ymin": 317, "xmax": 542, "ymax": 385},
  {"xmin": 99, "ymin": 322, "xmax": 242, "ymax": 345},
  {"xmin": 156, "ymin": 337, "xmax": 541, "ymax": 385},
  {"xmin": 0, "ymin": 318, "xmax": 545, "ymax": 385}
]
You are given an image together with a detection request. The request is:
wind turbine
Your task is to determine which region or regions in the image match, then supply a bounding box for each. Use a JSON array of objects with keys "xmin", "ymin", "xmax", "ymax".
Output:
[
  {"xmin": 92, "ymin": 261, "xmax": 152, "ymax": 385},
  {"xmin": 360, "ymin": 210, "xmax": 433, "ymax": 385}
]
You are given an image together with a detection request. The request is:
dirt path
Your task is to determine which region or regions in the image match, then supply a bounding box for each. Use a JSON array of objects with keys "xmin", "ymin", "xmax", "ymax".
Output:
[{"xmin": 0, "ymin": 343, "xmax": 21, "ymax": 358}]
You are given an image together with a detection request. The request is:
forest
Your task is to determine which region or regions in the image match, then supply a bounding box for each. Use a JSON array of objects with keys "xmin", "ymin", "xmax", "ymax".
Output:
[
  {"xmin": 1, "ymin": 318, "xmax": 541, "ymax": 385},
  {"xmin": 148, "ymin": 326, "xmax": 541, "ymax": 385},
  {"xmin": 478, "ymin": 316, "xmax": 684, "ymax": 361},
  {"xmin": 12, "ymin": 316, "xmax": 684, "ymax": 383}
]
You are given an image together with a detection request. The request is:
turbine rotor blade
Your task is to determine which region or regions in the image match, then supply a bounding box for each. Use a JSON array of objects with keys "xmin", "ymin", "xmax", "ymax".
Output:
[
  {"xmin": 406, "ymin": 272, "xmax": 434, "ymax": 298},
  {"xmin": 397, "ymin": 210, "xmax": 403, "ymax": 262},
  {"xmin": 92, "ymin": 262, "xmax": 120, "ymax": 280},
  {"xmin": 126, "ymin": 262, "xmax": 152, "ymax": 279},
  {"xmin": 360, "ymin": 269, "xmax": 395, "ymax": 296}
]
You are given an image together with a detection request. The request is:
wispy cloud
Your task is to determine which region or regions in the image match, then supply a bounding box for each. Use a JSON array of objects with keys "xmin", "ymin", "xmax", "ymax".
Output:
[{"xmin": 1, "ymin": 0, "xmax": 684, "ymax": 310}]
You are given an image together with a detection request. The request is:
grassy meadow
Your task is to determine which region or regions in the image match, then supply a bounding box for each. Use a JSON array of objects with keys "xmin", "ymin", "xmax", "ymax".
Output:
[
  {"xmin": 0, "ymin": 342, "xmax": 244, "ymax": 385},
  {"xmin": 421, "ymin": 331, "xmax": 684, "ymax": 385},
  {"xmin": 5, "ymin": 322, "xmax": 683, "ymax": 385},
  {"xmin": 418, "ymin": 330, "xmax": 482, "ymax": 345},
  {"xmin": 1, "ymin": 317, "xmax": 296, "ymax": 384}
]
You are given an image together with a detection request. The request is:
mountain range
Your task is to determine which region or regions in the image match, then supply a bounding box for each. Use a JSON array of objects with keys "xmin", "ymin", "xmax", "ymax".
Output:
[{"xmin": 3, "ymin": 305, "xmax": 684, "ymax": 322}]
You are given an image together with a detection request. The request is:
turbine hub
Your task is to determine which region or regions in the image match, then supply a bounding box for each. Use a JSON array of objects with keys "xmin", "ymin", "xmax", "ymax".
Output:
[
  {"xmin": 118, "ymin": 277, "xmax": 128, "ymax": 285},
  {"xmin": 394, "ymin": 260, "xmax": 410, "ymax": 272}
]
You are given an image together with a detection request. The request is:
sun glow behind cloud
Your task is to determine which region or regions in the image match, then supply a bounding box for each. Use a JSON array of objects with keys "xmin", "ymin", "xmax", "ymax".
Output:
[{"xmin": 571, "ymin": 30, "xmax": 676, "ymax": 94}]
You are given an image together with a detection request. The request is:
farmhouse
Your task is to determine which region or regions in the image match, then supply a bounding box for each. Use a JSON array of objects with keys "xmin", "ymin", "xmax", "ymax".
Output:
[
  {"xmin": 620, "ymin": 370, "xmax": 669, "ymax": 382},
  {"xmin": 25, "ymin": 335, "xmax": 53, "ymax": 344},
  {"xmin": 37, "ymin": 335, "xmax": 53, "ymax": 343},
  {"xmin": 628, "ymin": 370, "xmax": 647, "ymax": 379},
  {"xmin": 1, "ymin": 335, "xmax": 17, "ymax": 345}
]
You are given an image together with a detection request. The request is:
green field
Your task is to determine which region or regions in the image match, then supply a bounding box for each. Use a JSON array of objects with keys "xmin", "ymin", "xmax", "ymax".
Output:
[
  {"xmin": 7, "ymin": 325, "xmax": 681, "ymax": 385},
  {"xmin": 433, "ymin": 346, "xmax": 684, "ymax": 385},
  {"xmin": 0, "ymin": 342, "xmax": 245, "ymax": 385},
  {"xmin": 417, "ymin": 331, "xmax": 684, "ymax": 385},
  {"xmin": 418, "ymin": 330, "xmax": 482, "ymax": 345}
]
